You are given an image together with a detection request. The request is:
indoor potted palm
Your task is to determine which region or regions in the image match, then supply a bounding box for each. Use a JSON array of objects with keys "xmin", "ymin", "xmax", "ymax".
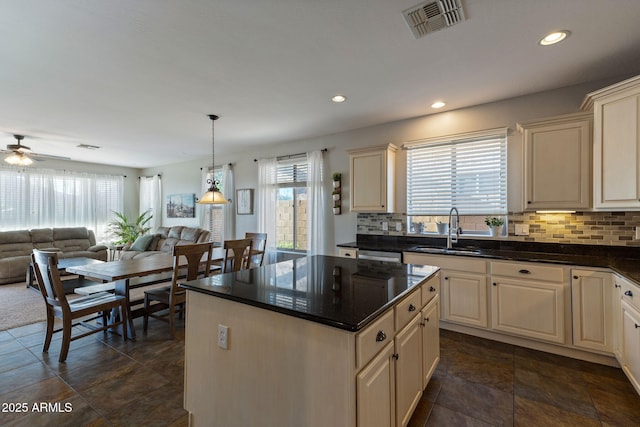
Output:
[
  {"xmin": 107, "ymin": 210, "xmax": 153, "ymax": 246},
  {"xmin": 484, "ymin": 216, "xmax": 505, "ymax": 237}
]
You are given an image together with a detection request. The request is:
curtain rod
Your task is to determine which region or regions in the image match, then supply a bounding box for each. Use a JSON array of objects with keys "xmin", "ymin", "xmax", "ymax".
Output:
[
  {"xmin": 138, "ymin": 174, "xmax": 161, "ymax": 179},
  {"xmin": 200, "ymin": 163, "xmax": 233, "ymax": 171},
  {"xmin": 254, "ymin": 148, "xmax": 327, "ymax": 162}
]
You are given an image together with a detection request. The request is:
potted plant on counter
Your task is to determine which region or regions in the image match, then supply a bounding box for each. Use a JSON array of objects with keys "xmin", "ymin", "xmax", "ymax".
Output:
[{"xmin": 484, "ymin": 216, "xmax": 505, "ymax": 237}]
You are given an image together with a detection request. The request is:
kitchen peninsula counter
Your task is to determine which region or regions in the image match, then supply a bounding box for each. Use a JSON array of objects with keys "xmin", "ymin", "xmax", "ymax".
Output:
[{"xmin": 180, "ymin": 255, "xmax": 439, "ymax": 427}]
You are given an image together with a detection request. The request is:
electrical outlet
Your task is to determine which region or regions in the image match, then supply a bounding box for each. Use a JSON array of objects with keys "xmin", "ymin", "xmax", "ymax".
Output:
[
  {"xmin": 636, "ymin": 226, "xmax": 640, "ymax": 240},
  {"xmin": 381, "ymin": 221, "xmax": 388, "ymax": 231},
  {"xmin": 395, "ymin": 222, "xmax": 402, "ymax": 232},
  {"xmin": 218, "ymin": 324, "xmax": 229, "ymax": 350},
  {"xmin": 515, "ymin": 224, "xmax": 529, "ymax": 236}
]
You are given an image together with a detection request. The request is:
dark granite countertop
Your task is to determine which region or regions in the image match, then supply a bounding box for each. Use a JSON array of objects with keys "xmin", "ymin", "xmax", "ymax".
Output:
[
  {"xmin": 338, "ymin": 235, "xmax": 640, "ymax": 285},
  {"xmin": 179, "ymin": 255, "xmax": 439, "ymax": 332}
]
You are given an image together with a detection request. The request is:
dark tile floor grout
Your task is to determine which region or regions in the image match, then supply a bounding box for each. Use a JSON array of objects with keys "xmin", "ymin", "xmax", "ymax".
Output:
[{"xmin": 2, "ymin": 320, "xmax": 640, "ymax": 426}]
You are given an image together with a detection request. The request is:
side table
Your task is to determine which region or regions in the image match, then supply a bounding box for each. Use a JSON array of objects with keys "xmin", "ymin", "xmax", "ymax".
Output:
[{"xmin": 108, "ymin": 244, "xmax": 125, "ymax": 261}]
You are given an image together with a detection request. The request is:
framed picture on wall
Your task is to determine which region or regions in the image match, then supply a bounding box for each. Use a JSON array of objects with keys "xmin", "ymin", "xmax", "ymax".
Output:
[
  {"xmin": 167, "ymin": 193, "xmax": 196, "ymax": 218},
  {"xmin": 236, "ymin": 189, "xmax": 254, "ymax": 215}
]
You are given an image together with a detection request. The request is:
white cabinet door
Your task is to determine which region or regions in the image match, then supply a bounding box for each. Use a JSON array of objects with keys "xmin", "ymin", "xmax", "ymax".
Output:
[
  {"xmin": 349, "ymin": 145, "xmax": 397, "ymax": 212},
  {"xmin": 613, "ymin": 276, "xmax": 624, "ymax": 361},
  {"xmin": 586, "ymin": 75, "xmax": 640, "ymax": 209},
  {"xmin": 621, "ymin": 300, "xmax": 640, "ymax": 395},
  {"xmin": 395, "ymin": 314, "xmax": 423, "ymax": 427},
  {"xmin": 442, "ymin": 270, "xmax": 488, "ymax": 328},
  {"xmin": 357, "ymin": 342, "xmax": 396, "ymax": 427},
  {"xmin": 491, "ymin": 277, "xmax": 565, "ymax": 344},
  {"xmin": 571, "ymin": 269, "xmax": 613, "ymax": 353},
  {"xmin": 421, "ymin": 295, "xmax": 440, "ymax": 389},
  {"xmin": 519, "ymin": 113, "xmax": 592, "ymax": 210}
]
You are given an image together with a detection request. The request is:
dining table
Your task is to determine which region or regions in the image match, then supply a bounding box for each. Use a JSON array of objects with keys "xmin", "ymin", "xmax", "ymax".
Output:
[{"xmin": 65, "ymin": 247, "xmax": 227, "ymax": 339}]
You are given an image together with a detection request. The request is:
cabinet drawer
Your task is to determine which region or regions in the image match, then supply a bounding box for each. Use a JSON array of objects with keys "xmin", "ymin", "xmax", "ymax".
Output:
[
  {"xmin": 395, "ymin": 289, "xmax": 422, "ymax": 332},
  {"xmin": 620, "ymin": 276, "xmax": 640, "ymax": 313},
  {"xmin": 421, "ymin": 273, "xmax": 440, "ymax": 307},
  {"xmin": 356, "ymin": 309, "xmax": 394, "ymax": 370},
  {"xmin": 338, "ymin": 248, "xmax": 358, "ymax": 259},
  {"xmin": 491, "ymin": 261, "xmax": 565, "ymax": 283}
]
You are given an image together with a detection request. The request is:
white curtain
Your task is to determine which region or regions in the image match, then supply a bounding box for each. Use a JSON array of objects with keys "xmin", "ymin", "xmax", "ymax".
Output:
[
  {"xmin": 198, "ymin": 168, "xmax": 210, "ymax": 232},
  {"xmin": 139, "ymin": 174, "xmax": 162, "ymax": 232},
  {"xmin": 221, "ymin": 164, "xmax": 235, "ymax": 242},
  {"xmin": 0, "ymin": 167, "xmax": 123, "ymax": 242},
  {"xmin": 306, "ymin": 150, "xmax": 327, "ymax": 255},
  {"xmin": 257, "ymin": 158, "xmax": 277, "ymax": 264}
]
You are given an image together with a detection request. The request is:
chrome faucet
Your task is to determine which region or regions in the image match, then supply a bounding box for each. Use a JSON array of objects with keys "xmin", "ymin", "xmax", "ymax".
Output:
[{"xmin": 447, "ymin": 207, "xmax": 460, "ymax": 249}]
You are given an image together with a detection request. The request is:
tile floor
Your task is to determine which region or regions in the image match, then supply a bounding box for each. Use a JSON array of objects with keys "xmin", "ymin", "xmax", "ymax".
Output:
[{"xmin": 1, "ymin": 318, "xmax": 640, "ymax": 426}]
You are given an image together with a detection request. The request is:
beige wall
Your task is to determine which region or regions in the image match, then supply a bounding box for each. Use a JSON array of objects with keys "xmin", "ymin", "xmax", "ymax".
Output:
[{"xmin": 141, "ymin": 75, "xmax": 637, "ymax": 253}]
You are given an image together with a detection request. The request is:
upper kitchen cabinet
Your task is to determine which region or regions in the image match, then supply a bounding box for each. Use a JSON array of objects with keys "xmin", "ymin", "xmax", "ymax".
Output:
[
  {"xmin": 349, "ymin": 144, "xmax": 397, "ymax": 212},
  {"xmin": 517, "ymin": 113, "xmax": 592, "ymax": 211},
  {"xmin": 582, "ymin": 75, "xmax": 640, "ymax": 210}
]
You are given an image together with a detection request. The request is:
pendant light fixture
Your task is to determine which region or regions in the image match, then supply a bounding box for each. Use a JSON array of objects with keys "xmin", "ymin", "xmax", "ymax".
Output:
[{"xmin": 197, "ymin": 114, "xmax": 228, "ymax": 204}]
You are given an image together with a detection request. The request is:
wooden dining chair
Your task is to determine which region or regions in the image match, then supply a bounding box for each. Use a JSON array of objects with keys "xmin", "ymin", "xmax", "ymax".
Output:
[
  {"xmin": 143, "ymin": 242, "xmax": 213, "ymax": 338},
  {"xmin": 31, "ymin": 249, "xmax": 128, "ymax": 363},
  {"xmin": 222, "ymin": 238, "xmax": 252, "ymax": 273},
  {"xmin": 245, "ymin": 232, "xmax": 267, "ymax": 268}
]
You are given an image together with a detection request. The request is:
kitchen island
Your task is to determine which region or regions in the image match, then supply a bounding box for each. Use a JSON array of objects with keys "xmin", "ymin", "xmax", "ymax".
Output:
[{"xmin": 180, "ymin": 255, "xmax": 440, "ymax": 427}]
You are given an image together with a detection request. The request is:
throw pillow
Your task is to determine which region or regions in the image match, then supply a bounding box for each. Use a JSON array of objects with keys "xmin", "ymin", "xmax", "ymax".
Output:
[{"xmin": 130, "ymin": 234, "xmax": 155, "ymax": 252}]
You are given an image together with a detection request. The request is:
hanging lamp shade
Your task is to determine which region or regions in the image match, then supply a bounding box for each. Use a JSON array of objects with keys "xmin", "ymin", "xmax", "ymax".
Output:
[
  {"xmin": 4, "ymin": 151, "xmax": 33, "ymax": 166},
  {"xmin": 198, "ymin": 114, "xmax": 228, "ymax": 204}
]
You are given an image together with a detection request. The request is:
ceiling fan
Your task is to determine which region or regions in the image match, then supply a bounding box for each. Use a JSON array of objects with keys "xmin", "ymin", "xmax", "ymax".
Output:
[{"xmin": 2, "ymin": 134, "xmax": 71, "ymax": 165}]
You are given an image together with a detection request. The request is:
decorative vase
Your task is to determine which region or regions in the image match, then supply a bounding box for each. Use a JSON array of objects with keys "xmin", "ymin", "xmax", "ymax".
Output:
[
  {"xmin": 333, "ymin": 180, "xmax": 340, "ymax": 189},
  {"xmin": 333, "ymin": 207, "xmax": 341, "ymax": 215},
  {"xmin": 489, "ymin": 225, "xmax": 502, "ymax": 237},
  {"xmin": 436, "ymin": 223, "xmax": 448, "ymax": 235},
  {"xmin": 332, "ymin": 193, "xmax": 340, "ymax": 201}
]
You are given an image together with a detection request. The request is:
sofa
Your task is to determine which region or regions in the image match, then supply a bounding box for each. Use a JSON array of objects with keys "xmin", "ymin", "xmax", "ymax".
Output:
[
  {"xmin": 118, "ymin": 226, "xmax": 210, "ymax": 260},
  {"xmin": 0, "ymin": 227, "xmax": 108, "ymax": 285}
]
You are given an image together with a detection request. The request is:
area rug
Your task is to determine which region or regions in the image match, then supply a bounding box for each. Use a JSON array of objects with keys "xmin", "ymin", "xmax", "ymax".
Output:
[{"xmin": 0, "ymin": 282, "xmax": 46, "ymax": 331}]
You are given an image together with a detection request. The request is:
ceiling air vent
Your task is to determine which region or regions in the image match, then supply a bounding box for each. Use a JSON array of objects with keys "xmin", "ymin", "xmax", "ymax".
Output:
[{"xmin": 402, "ymin": 0, "xmax": 465, "ymax": 39}]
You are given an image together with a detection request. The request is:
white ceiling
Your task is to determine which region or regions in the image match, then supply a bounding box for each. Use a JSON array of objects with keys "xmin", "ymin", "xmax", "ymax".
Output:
[{"xmin": 1, "ymin": 0, "xmax": 640, "ymax": 168}]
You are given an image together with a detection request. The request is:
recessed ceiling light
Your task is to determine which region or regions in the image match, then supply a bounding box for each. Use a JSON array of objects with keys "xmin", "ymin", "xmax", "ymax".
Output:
[
  {"xmin": 431, "ymin": 101, "xmax": 446, "ymax": 109},
  {"xmin": 331, "ymin": 94, "xmax": 347, "ymax": 103},
  {"xmin": 539, "ymin": 30, "xmax": 570, "ymax": 46}
]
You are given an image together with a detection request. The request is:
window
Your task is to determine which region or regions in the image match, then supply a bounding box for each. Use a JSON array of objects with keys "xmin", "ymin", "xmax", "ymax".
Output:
[
  {"xmin": 276, "ymin": 158, "xmax": 308, "ymax": 253},
  {"xmin": 202, "ymin": 169, "xmax": 225, "ymax": 245},
  {"xmin": 0, "ymin": 167, "xmax": 123, "ymax": 241},
  {"xmin": 406, "ymin": 129, "xmax": 507, "ymax": 215}
]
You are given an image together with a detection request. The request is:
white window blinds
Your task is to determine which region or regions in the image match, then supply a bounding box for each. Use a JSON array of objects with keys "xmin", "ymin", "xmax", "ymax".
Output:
[{"xmin": 406, "ymin": 130, "xmax": 507, "ymax": 215}]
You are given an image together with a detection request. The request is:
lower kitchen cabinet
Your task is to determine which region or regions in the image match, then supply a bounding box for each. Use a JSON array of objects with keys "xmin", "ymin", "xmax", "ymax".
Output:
[
  {"xmin": 571, "ymin": 269, "xmax": 613, "ymax": 353},
  {"xmin": 421, "ymin": 295, "xmax": 440, "ymax": 389},
  {"xmin": 443, "ymin": 270, "xmax": 488, "ymax": 328},
  {"xmin": 613, "ymin": 275, "xmax": 625, "ymax": 360},
  {"xmin": 395, "ymin": 314, "xmax": 424, "ymax": 427},
  {"xmin": 357, "ymin": 342, "xmax": 396, "ymax": 427},
  {"xmin": 621, "ymin": 300, "xmax": 640, "ymax": 394},
  {"xmin": 490, "ymin": 261, "xmax": 568, "ymax": 344}
]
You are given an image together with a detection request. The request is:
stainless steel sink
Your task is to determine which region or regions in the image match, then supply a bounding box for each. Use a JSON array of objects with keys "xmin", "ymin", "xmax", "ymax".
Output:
[{"xmin": 413, "ymin": 246, "xmax": 481, "ymax": 255}]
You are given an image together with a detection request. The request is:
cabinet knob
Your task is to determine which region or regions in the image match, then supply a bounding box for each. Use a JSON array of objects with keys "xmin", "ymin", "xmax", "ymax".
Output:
[
  {"xmin": 527, "ymin": 201, "xmax": 531, "ymax": 204},
  {"xmin": 519, "ymin": 269, "xmax": 531, "ymax": 274},
  {"xmin": 625, "ymin": 290, "xmax": 633, "ymax": 297},
  {"xmin": 408, "ymin": 304, "xmax": 416, "ymax": 312},
  {"xmin": 493, "ymin": 282, "xmax": 497, "ymax": 286},
  {"xmin": 375, "ymin": 330, "xmax": 387, "ymax": 342},
  {"xmin": 615, "ymin": 283, "xmax": 621, "ymax": 288},
  {"xmin": 444, "ymin": 277, "xmax": 449, "ymax": 280},
  {"xmin": 429, "ymin": 286, "xmax": 436, "ymax": 292},
  {"xmin": 635, "ymin": 324, "xmax": 640, "ymax": 329},
  {"xmin": 345, "ymin": 253, "xmax": 351, "ymax": 257},
  {"xmin": 573, "ymin": 275, "xmax": 579, "ymax": 280},
  {"xmin": 392, "ymin": 353, "xmax": 399, "ymax": 361},
  {"xmin": 425, "ymin": 317, "xmax": 430, "ymax": 322}
]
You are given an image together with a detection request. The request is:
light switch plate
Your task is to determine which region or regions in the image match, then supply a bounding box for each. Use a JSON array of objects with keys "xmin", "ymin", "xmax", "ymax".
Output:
[
  {"xmin": 395, "ymin": 222, "xmax": 402, "ymax": 232},
  {"xmin": 218, "ymin": 324, "xmax": 229, "ymax": 350},
  {"xmin": 515, "ymin": 224, "xmax": 529, "ymax": 236},
  {"xmin": 636, "ymin": 226, "xmax": 640, "ymax": 240},
  {"xmin": 381, "ymin": 221, "xmax": 388, "ymax": 231}
]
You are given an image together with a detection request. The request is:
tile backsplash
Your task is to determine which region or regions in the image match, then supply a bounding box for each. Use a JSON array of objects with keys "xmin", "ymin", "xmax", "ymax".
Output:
[{"xmin": 357, "ymin": 211, "xmax": 640, "ymax": 247}]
